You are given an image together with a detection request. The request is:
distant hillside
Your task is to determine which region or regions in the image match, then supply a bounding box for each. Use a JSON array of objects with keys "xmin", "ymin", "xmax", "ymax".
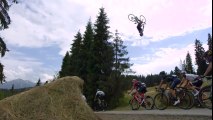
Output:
[
  {"xmin": 0, "ymin": 79, "xmax": 35, "ymax": 89},
  {"xmin": 0, "ymin": 76, "xmax": 101, "ymax": 120}
]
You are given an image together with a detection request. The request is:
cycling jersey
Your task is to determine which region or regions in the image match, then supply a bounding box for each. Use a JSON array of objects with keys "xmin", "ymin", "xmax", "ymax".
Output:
[
  {"xmin": 163, "ymin": 75, "xmax": 181, "ymax": 90},
  {"xmin": 133, "ymin": 81, "xmax": 147, "ymax": 93}
]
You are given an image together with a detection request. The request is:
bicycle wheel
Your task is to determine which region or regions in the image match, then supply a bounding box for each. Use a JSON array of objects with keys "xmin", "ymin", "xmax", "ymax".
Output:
[
  {"xmin": 144, "ymin": 96, "xmax": 154, "ymax": 110},
  {"xmin": 129, "ymin": 98, "xmax": 140, "ymax": 110},
  {"xmin": 154, "ymin": 93, "xmax": 169, "ymax": 110},
  {"xmin": 186, "ymin": 91, "xmax": 195, "ymax": 109},
  {"xmin": 198, "ymin": 85, "xmax": 212, "ymax": 109},
  {"xmin": 178, "ymin": 91, "xmax": 192, "ymax": 109},
  {"xmin": 139, "ymin": 15, "xmax": 146, "ymax": 23},
  {"xmin": 101, "ymin": 100, "xmax": 107, "ymax": 111},
  {"xmin": 128, "ymin": 14, "xmax": 136, "ymax": 22}
]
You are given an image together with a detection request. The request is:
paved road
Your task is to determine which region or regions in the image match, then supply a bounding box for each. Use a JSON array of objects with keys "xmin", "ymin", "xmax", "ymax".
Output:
[{"xmin": 96, "ymin": 109, "xmax": 212, "ymax": 120}]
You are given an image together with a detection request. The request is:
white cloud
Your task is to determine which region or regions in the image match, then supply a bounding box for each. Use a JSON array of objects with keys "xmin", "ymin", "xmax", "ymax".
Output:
[
  {"xmin": 131, "ymin": 44, "xmax": 209, "ymax": 75},
  {"xmin": 1, "ymin": 51, "xmax": 56, "ymax": 82}
]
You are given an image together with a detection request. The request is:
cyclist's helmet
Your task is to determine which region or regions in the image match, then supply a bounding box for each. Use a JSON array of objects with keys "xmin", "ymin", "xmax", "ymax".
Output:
[
  {"xmin": 180, "ymin": 70, "xmax": 187, "ymax": 74},
  {"xmin": 132, "ymin": 79, "xmax": 138, "ymax": 83},
  {"xmin": 141, "ymin": 82, "xmax": 146, "ymax": 87}
]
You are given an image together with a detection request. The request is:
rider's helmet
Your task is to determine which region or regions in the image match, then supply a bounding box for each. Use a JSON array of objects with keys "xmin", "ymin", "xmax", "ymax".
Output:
[
  {"xmin": 141, "ymin": 82, "xmax": 146, "ymax": 87},
  {"xmin": 180, "ymin": 70, "xmax": 187, "ymax": 74},
  {"xmin": 132, "ymin": 79, "xmax": 138, "ymax": 83}
]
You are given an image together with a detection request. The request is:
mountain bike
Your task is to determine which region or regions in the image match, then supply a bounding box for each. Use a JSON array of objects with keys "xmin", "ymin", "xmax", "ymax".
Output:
[
  {"xmin": 154, "ymin": 87, "xmax": 192, "ymax": 110},
  {"xmin": 198, "ymin": 76, "xmax": 212, "ymax": 109},
  {"xmin": 93, "ymin": 98, "xmax": 107, "ymax": 111},
  {"xmin": 129, "ymin": 93, "xmax": 154, "ymax": 110},
  {"xmin": 128, "ymin": 14, "xmax": 146, "ymax": 24}
]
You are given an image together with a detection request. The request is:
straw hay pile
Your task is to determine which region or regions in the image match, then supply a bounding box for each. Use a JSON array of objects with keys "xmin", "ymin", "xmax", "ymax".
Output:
[{"xmin": 0, "ymin": 76, "xmax": 101, "ymax": 120}]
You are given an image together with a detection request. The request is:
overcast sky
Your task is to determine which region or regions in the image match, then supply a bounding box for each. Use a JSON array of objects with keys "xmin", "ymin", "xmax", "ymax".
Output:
[{"xmin": 1, "ymin": 0, "xmax": 212, "ymax": 82}]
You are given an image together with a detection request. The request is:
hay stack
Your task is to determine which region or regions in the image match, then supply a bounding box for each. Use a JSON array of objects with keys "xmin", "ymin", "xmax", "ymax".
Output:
[{"xmin": 0, "ymin": 76, "xmax": 101, "ymax": 120}]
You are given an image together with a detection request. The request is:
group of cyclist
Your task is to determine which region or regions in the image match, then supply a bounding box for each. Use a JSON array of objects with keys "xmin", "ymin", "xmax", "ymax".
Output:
[{"xmin": 128, "ymin": 49, "xmax": 212, "ymax": 106}]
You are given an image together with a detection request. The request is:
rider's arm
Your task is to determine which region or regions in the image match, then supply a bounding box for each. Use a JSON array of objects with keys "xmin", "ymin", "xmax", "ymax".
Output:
[{"xmin": 204, "ymin": 62, "xmax": 212, "ymax": 76}]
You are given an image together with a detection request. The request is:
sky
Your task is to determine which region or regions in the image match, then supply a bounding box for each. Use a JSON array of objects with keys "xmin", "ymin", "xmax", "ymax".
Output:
[{"xmin": 1, "ymin": 0, "xmax": 212, "ymax": 83}]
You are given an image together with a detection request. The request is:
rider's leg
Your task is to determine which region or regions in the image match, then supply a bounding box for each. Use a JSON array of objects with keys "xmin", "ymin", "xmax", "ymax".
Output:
[{"xmin": 170, "ymin": 78, "xmax": 181, "ymax": 105}]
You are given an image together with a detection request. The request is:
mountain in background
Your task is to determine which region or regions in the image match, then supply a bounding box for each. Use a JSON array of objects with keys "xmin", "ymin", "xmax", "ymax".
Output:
[{"xmin": 0, "ymin": 79, "xmax": 36, "ymax": 89}]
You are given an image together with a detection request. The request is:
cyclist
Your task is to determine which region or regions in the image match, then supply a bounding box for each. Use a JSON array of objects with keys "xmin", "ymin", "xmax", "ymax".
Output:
[
  {"xmin": 179, "ymin": 71, "xmax": 202, "ymax": 96},
  {"xmin": 95, "ymin": 89, "xmax": 105, "ymax": 102},
  {"xmin": 158, "ymin": 71, "xmax": 181, "ymax": 105},
  {"xmin": 129, "ymin": 79, "xmax": 147, "ymax": 104},
  {"xmin": 137, "ymin": 20, "xmax": 145, "ymax": 37},
  {"xmin": 203, "ymin": 50, "xmax": 212, "ymax": 76}
]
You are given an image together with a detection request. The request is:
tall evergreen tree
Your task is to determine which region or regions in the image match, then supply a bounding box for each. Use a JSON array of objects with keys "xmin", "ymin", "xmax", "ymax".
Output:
[
  {"xmin": 195, "ymin": 39, "xmax": 207, "ymax": 75},
  {"xmin": 69, "ymin": 31, "xmax": 83, "ymax": 76},
  {"xmin": 207, "ymin": 33, "xmax": 212, "ymax": 51},
  {"xmin": 59, "ymin": 51, "xmax": 71, "ymax": 77},
  {"xmin": 88, "ymin": 7, "xmax": 114, "ymax": 105},
  {"xmin": 80, "ymin": 19, "xmax": 94, "ymax": 80},
  {"xmin": 81, "ymin": 19, "xmax": 95, "ymax": 105},
  {"xmin": 107, "ymin": 30, "xmax": 132, "ymax": 108},
  {"xmin": 185, "ymin": 52, "xmax": 194, "ymax": 74},
  {"xmin": 0, "ymin": 0, "xmax": 18, "ymax": 83},
  {"xmin": 113, "ymin": 30, "xmax": 132, "ymax": 77}
]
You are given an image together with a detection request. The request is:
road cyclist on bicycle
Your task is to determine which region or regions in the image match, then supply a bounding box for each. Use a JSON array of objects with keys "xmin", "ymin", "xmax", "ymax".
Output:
[
  {"xmin": 128, "ymin": 79, "xmax": 147, "ymax": 105},
  {"xmin": 94, "ymin": 89, "xmax": 106, "ymax": 111},
  {"xmin": 179, "ymin": 71, "xmax": 203, "ymax": 96},
  {"xmin": 157, "ymin": 71, "xmax": 181, "ymax": 106}
]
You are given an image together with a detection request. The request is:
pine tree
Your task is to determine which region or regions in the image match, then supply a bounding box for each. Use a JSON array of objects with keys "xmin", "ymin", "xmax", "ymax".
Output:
[
  {"xmin": 88, "ymin": 7, "xmax": 114, "ymax": 105},
  {"xmin": 36, "ymin": 78, "xmax": 41, "ymax": 86},
  {"xmin": 80, "ymin": 19, "xmax": 94, "ymax": 80},
  {"xmin": 207, "ymin": 33, "xmax": 212, "ymax": 51},
  {"xmin": 185, "ymin": 52, "xmax": 194, "ymax": 74},
  {"xmin": 80, "ymin": 19, "xmax": 95, "ymax": 105},
  {"xmin": 0, "ymin": 0, "xmax": 18, "ymax": 83},
  {"xmin": 195, "ymin": 39, "xmax": 207, "ymax": 75},
  {"xmin": 59, "ymin": 51, "xmax": 71, "ymax": 77},
  {"xmin": 69, "ymin": 31, "xmax": 83, "ymax": 76},
  {"xmin": 107, "ymin": 30, "xmax": 132, "ymax": 108},
  {"xmin": 113, "ymin": 30, "xmax": 132, "ymax": 77},
  {"xmin": 10, "ymin": 84, "xmax": 14, "ymax": 94}
]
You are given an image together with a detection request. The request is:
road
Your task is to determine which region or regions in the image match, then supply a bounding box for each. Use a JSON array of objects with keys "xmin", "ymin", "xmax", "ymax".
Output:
[{"xmin": 95, "ymin": 109, "xmax": 212, "ymax": 120}]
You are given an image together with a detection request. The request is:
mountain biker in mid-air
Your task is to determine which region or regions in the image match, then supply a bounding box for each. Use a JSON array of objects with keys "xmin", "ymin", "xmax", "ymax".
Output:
[
  {"xmin": 158, "ymin": 71, "xmax": 181, "ymax": 105},
  {"xmin": 137, "ymin": 20, "xmax": 145, "ymax": 37}
]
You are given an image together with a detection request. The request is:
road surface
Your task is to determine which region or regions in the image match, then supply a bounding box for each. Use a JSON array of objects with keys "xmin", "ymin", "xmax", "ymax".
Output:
[{"xmin": 96, "ymin": 109, "xmax": 212, "ymax": 120}]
